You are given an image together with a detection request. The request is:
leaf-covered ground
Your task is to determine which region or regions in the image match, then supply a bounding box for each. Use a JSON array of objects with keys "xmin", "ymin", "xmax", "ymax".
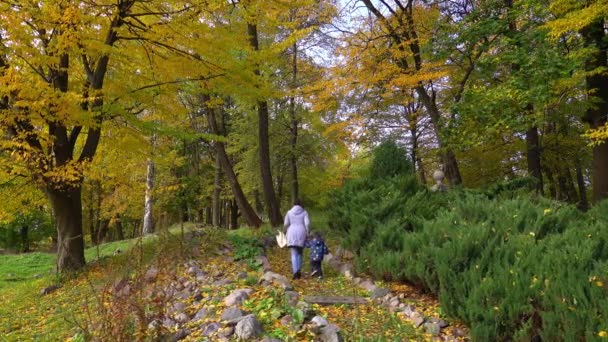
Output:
[{"xmin": 0, "ymin": 226, "xmax": 468, "ymax": 341}]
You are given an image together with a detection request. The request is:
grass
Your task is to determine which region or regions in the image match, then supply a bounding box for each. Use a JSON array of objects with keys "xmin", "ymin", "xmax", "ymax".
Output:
[{"xmin": 0, "ymin": 222, "xmax": 202, "ymax": 341}]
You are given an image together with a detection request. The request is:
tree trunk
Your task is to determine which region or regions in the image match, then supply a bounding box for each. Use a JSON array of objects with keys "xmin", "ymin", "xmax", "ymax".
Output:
[
  {"xmin": 525, "ymin": 126, "xmax": 543, "ymax": 194},
  {"xmin": 205, "ymin": 99, "xmax": 262, "ymax": 227},
  {"xmin": 205, "ymin": 206, "xmax": 212, "ymax": 226},
  {"xmin": 248, "ymin": 23, "xmax": 283, "ymax": 226},
  {"xmin": 143, "ymin": 158, "xmax": 155, "ymax": 235},
  {"xmin": 543, "ymin": 165, "xmax": 557, "ymax": 199},
  {"xmin": 115, "ymin": 214, "xmax": 124, "ymax": 241},
  {"xmin": 575, "ymin": 157, "xmax": 589, "ymax": 211},
  {"xmin": 97, "ymin": 219, "xmax": 110, "ymax": 244},
  {"xmin": 230, "ymin": 199, "xmax": 238, "ymax": 229},
  {"xmin": 212, "ymin": 151, "xmax": 222, "ymax": 227},
  {"xmin": 581, "ymin": 19, "xmax": 608, "ymax": 202},
  {"xmin": 290, "ymin": 43, "xmax": 300, "ymax": 203},
  {"xmin": 47, "ymin": 186, "xmax": 86, "ymax": 272}
]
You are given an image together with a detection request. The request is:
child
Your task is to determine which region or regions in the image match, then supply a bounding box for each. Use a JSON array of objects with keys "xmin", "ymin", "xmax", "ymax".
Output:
[{"xmin": 305, "ymin": 232, "xmax": 329, "ymax": 279}]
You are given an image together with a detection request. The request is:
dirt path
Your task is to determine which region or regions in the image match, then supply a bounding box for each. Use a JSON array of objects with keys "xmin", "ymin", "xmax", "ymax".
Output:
[{"xmin": 264, "ymin": 245, "xmax": 450, "ymax": 341}]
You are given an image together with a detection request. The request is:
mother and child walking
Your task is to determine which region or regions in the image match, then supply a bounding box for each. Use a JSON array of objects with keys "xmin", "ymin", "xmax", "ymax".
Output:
[{"xmin": 283, "ymin": 199, "xmax": 329, "ymax": 280}]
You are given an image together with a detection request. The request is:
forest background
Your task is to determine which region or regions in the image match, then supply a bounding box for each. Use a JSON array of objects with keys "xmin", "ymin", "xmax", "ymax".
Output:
[{"xmin": 1, "ymin": 0, "xmax": 607, "ymax": 339}]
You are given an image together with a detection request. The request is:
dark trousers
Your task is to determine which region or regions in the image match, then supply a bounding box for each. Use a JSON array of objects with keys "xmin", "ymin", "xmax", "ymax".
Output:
[{"xmin": 310, "ymin": 259, "xmax": 322, "ymax": 277}]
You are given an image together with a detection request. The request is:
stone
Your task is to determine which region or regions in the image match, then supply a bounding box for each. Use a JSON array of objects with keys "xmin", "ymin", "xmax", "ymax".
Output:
[
  {"xmin": 221, "ymin": 307, "xmax": 245, "ymax": 321},
  {"xmin": 187, "ymin": 266, "xmax": 204, "ymax": 277},
  {"xmin": 389, "ymin": 298, "xmax": 401, "ymax": 308},
  {"xmin": 260, "ymin": 337, "xmax": 282, "ymax": 342},
  {"xmin": 202, "ymin": 322, "xmax": 221, "ymax": 336},
  {"xmin": 410, "ymin": 312, "xmax": 425, "ymax": 328},
  {"xmin": 403, "ymin": 305, "xmax": 415, "ymax": 318},
  {"xmin": 193, "ymin": 307, "xmax": 208, "ymax": 321},
  {"xmin": 40, "ymin": 284, "xmax": 60, "ymax": 296},
  {"xmin": 424, "ymin": 322, "xmax": 441, "ymax": 336},
  {"xmin": 296, "ymin": 301, "xmax": 316, "ymax": 321},
  {"xmin": 213, "ymin": 278, "xmax": 233, "ymax": 286},
  {"xmin": 260, "ymin": 271, "xmax": 293, "ymax": 290},
  {"xmin": 255, "ymin": 256, "xmax": 272, "ymax": 271},
  {"xmin": 147, "ymin": 319, "xmax": 161, "ymax": 331},
  {"xmin": 371, "ymin": 287, "xmax": 390, "ymax": 299},
  {"xmin": 112, "ymin": 278, "xmax": 130, "ymax": 297},
  {"xmin": 452, "ymin": 328, "xmax": 467, "ymax": 337},
  {"xmin": 218, "ymin": 326, "xmax": 235, "ymax": 338},
  {"xmin": 170, "ymin": 302, "xmax": 187, "ymax": 314},
  {"xmin": 234, "ymin": 315, "xmax": 263, "ymax": 340},
  {"xmin": 318, "ymin": 324, "xmax": 343, "ymax": 342},
  {"xmin": 311, "ymin": 315, "xmax": 329, "ymax": 328},
  {"xmin": 196, "ymin": 275, "xmax": 207, "ymax": 283},
  {"xmin": 236, "ymin": 271, "xmax": 248, "ymax": 279},
  {"xmin": 285, "ymin": 291, "xmax": 299, "ymax": 306},
  {"xmin": 339, "ymin": 263, "xmax": 354, "ymax": 279},
  {"xmin": 280, "ymin": 315, "xmax": 293, "ymax": 327},
  {"xmin": 171, "ymin": 329, "xmax": 189, "ymax": 341},
  {"xmin": 428, "ymin": 317, "xmax": 449, "ymax": 329},
  {"xmin": 359, "ymin": 279, "xmax": 376, "ymax": 292},
  {"xmin": 145, "ymin": 267, "xmax": 159, "ymax": 282},
  {"xmin": 174, "ymin": 313, "xmax": 190, "ymax": 324},
  {"xmin": 224, "ymin": 288, "xmax": 253, "ymax": 306},
  {"xmin": 162, "ymin": 318, "xmax": 176, "ymax": 328}
]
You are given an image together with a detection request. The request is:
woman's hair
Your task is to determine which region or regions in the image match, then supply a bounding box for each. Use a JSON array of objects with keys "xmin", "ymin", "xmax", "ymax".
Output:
[{"xmin": 293, "ymin": 198, "xmax": 302, "ymax": 206}]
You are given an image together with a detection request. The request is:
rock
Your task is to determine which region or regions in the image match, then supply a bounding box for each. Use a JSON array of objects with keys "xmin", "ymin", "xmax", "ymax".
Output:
[
  {"xmin": 260, "ymin": 271, "xmax": 293, "ymax": 290},
  {"xmin": 193, "ymin": 307, "xmax": 208, "ymax": 321},
  {"xmin": 40, "ymin": 284, "xmax": 60, "ymax": 296},
  {"xmin": 202, "ymin": 322, "xmax": 221, "ymax": 336},
  {"xmin": 359, "ymin": 279, "xmax": 377, "ymax": 292},
  {"xmin": 186, "ymin": 266, "xmax": 204, "ymax": 277},
  {"xmin": 221, "ymin": 307, "xmax": 245, "ymax": 321},
  {"xmin": 352, "ymin": 277, "xmax": 363, "ymax": 285},
  {"xmin": 218, "ymin": 326, "xmax": 235, "ymax": 338},
  {"xmin": 145, "ymin": 267, "xmax": 159, "ymax": 282},
  {"xmin": 260, "ymin": 337, "xmax": 282, "ymax": 342},
  {"xmin": 112, "ymin": 278, "xmax": 130, "ymax": 297},
  {"xmin": 174, "ymin": 313, "xmax": 190, "ymax": 324},
  {"xmin": 428, "ymin": 317, "xmax": 449, "ymax": 329},
  {"xmin": 424, "ymin": 322, "xmax": 441, "ymax": 336},
  {"xmin": 171, "ymin": 329, "xmax": 189, "ymax": 341},
  {"xmin": 389, "ymin": 298, "xmax": 401, "ymax": 308},
  {"xmin": 452, "ymin": 328, "xmax": 467, "ymax": 337},
  {"xmin": 170, "ymin": 302, "xmax": 187, "ymax": 314},
  {"xmin": 296, "ymin": 301, "xmax": 316, "ymax": 321},
  {"xmin": 284, "ymin": 291, "xmax": 299, "ymax": 306},
  {"xmin": 147, "ymin": 319, "xmax": 161, "ymax": 331},
  {"xmin": 234, "ymin": 315, "xmax": 263, "ymax": 340},
  {"xmin": 213, "ymin": 278, "xmax": 233, "ymax": 286},
  {"xmin": 410, "ymin": 312, "xmax": 425, "ymax": 328},
  {"xmin": 339, "ymin": 263, "xmax": 354, "ymax": 279},
  {"xmin": 403, "ymin": 305, "xmax": 415, "ymax": 318},
  {"xmin": 371, "ymin": 287, "xmax": 390, "ymax": 299},
  {"xmin": 280, "ymin": 315, "xmax": 293, "ymax": 327},
  {"xmin": 318, "ymin": 324, "xmax": 343, "ymax": 342},
  {"xmin": 311, "ymin": 315, "xmax": 329, "ymax": 328},
  {"xmin": 196, "ymin": 275, "xmax": 207, "ymax": 283},
  {"xmin": 311, "ymin": 315, "xmax": 329, "ymax": 327},
  {"xmin": 255, "ymin": 256, "xmax": 272, "ymax": 271},
  {"xmin": 236, "ymin": 271, "xmax": 248, "ymax": 279},
  {"xmin": 162, "ymin": 318, "xmax": 176, "ymax": 328},
  {"xmin": 224, "ymin": 288, "xmax": 253, "ymax": 306}
]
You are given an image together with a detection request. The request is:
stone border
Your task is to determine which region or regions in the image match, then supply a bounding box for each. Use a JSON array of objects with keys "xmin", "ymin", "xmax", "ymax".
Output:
[{"xmin": 325, "ymin": 247, "xmax": 468, "ymax": 341}]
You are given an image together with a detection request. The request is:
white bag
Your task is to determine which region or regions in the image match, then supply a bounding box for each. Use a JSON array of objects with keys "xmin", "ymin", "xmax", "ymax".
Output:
[{"xmin": 276, "ymin": 230, "xmax": 287, "ymax": 248}]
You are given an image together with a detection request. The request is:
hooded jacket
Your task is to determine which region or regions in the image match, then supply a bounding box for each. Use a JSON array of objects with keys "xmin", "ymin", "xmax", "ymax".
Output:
[{"xmin": 284, "ymin": 205, "xmax": 310, "ymax": 247}]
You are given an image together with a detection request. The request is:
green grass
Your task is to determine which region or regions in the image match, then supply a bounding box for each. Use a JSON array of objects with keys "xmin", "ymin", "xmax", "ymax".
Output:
[{"xmin": 0, "ymin": 222, "xmax": 203, "ymax": 341}]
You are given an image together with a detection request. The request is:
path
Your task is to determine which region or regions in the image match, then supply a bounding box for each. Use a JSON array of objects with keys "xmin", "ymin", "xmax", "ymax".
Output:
[{"xmin": 264, "ymin": 245, "xmax": 468, "ymax": 341}]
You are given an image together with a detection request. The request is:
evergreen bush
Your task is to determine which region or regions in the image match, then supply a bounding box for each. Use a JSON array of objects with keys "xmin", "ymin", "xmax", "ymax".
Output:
[{"xmin": 329, "ymin": 169, "xmax": 608, "ymax": 340}]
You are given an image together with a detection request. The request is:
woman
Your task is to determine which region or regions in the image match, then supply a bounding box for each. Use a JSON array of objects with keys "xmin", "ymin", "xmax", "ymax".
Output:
[{"xmin": 284, "ymin": 199, "xmax": 309, "ymax": 279}]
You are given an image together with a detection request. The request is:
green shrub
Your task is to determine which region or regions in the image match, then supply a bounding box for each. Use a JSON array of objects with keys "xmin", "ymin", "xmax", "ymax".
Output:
[
  {"xmin": 0, "ymin": 210, "xmax": 54, "ymax": 252},
  {"xmin": 329, "ymin": 174, "xmax": 608, "ymax": 340}
]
